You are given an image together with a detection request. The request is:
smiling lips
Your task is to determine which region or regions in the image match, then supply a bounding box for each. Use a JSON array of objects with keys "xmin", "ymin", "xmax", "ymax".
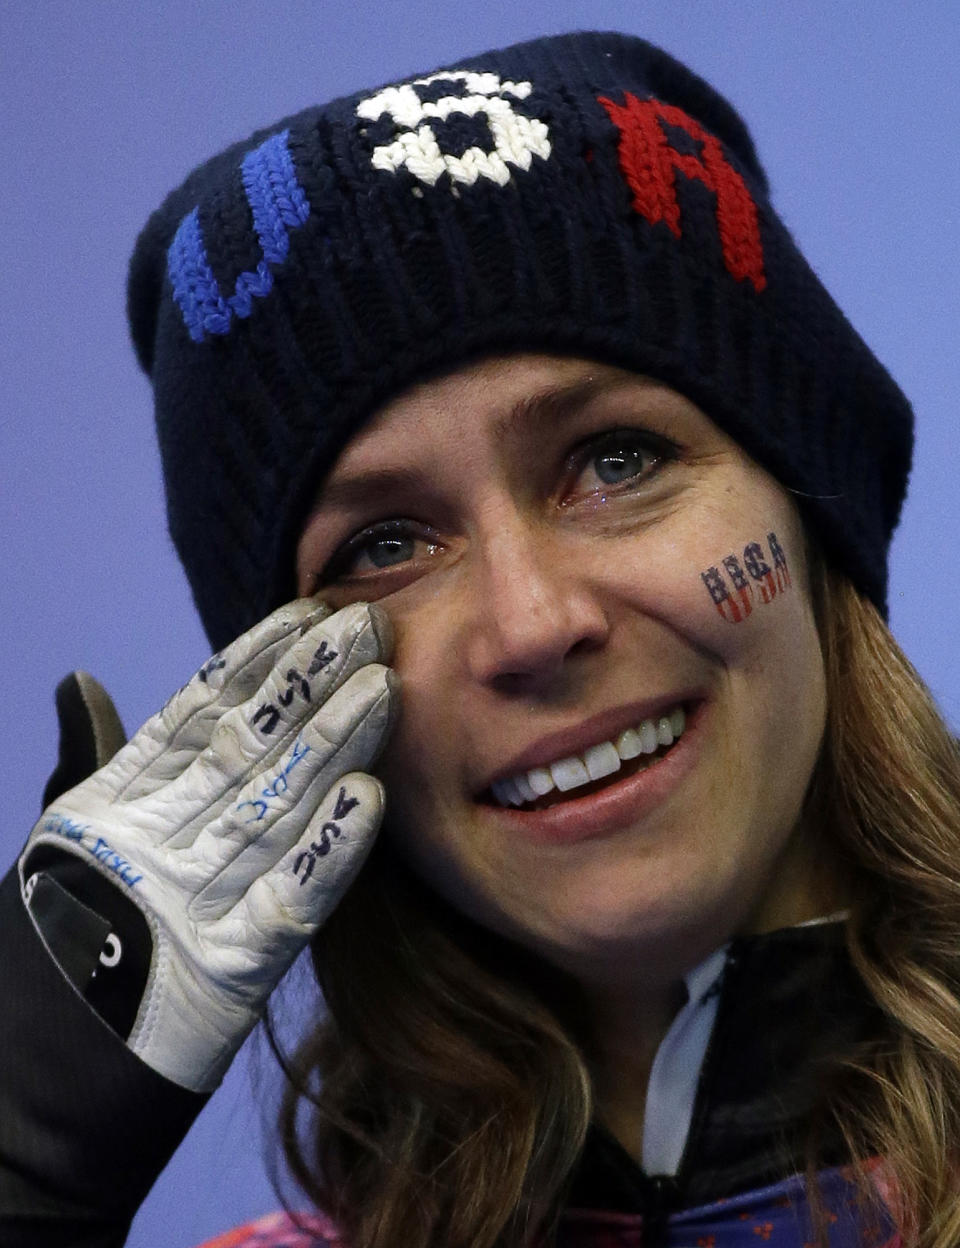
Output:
[{"xmin": 489, "ymin": 705, "xmax": 687, "ymax": 810}]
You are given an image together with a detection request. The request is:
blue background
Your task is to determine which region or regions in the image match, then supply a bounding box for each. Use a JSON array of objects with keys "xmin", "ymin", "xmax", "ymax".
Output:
[{"xmin": 2, "ymin": 3, "xmax": 958, "ymax": 1245}]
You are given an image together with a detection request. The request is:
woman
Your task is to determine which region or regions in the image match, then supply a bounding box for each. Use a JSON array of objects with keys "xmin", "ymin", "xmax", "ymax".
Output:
[{"xmin": 3, "ymin": 28, "xmax": 958, "ymax": 1248}]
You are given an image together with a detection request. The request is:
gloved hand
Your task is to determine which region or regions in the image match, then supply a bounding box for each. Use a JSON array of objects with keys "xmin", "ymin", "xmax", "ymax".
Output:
[{"xmin": 19, "ymin": 598, "xmax": 396, "ymax": 1092}]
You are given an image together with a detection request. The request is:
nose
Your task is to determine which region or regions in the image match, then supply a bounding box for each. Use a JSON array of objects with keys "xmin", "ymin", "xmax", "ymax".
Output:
[{"xmin": 464, "ymin": 512, "xmax": 610, "ymax": 693}]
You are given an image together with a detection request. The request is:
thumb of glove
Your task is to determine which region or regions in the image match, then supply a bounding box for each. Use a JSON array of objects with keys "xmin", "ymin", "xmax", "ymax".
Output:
[{"xmin": 42, "ymin": 671, "xmax": 128, "ymax": 808}]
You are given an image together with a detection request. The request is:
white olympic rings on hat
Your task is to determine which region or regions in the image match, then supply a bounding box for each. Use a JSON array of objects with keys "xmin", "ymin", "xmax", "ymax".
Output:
[{"xmin": 356, "ymin": 69, "xmax": 551, "ymax": 188}]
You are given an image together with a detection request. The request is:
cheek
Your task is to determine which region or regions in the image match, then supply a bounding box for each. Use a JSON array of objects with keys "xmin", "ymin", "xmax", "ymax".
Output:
[
  {"xmin": 617, "ymin": 510, "xmax": 807, "ymax": 652},
  {"xmin": 694, "ymin": 529, "xmax": 797, "ymax": 630},
  {"xmin": 610, "ymin": 514, "xmax": 824, "ymax": 757},
  {"xmin": 368, "ymin": 611, "xmax": 457, "ymax": 816},
  {"xmin": 668, "ymin": 520, "xmax": 825, "ymax": 796}
]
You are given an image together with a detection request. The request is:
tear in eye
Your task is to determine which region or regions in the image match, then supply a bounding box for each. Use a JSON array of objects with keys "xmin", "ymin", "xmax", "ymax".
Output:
[
  {"xmin": 365, "ymin": 535, "xmax": 416, "ymax": 568},
  {"xmin": 322, "ymin": 519, "xmax": 442, "ymax": 584},
  {"xmin": 594, "ymin": 446, "xmax": 652, "ymax": 485}
]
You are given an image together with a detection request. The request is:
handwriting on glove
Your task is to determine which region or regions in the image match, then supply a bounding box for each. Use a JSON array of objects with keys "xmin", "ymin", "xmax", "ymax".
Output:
[{"xmin": 21, "ymin": 599, "xmax": 397, "ymax": 1092}]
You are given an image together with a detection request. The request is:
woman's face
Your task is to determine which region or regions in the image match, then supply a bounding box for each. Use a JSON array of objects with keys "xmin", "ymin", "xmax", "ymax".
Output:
[{"xmin": 297, "ymin": 354, "xmax": 832, "ymax": 989}]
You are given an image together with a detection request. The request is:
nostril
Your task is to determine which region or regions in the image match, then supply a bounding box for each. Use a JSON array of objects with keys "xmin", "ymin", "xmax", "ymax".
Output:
[
  {"xmin": 489, "ymin": 669, "xmax": 538, "ymax": 697},
  {"xmin": 568, "ymin": 634, "xmax": 605, "ymax": 659},
  {"xmin": 483, "ymin": 631, "xmax": 607, "ymax": 696}
]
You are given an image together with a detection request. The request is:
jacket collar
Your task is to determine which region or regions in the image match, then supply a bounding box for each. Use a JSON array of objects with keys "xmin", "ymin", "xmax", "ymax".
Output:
[{"xmin": 565, "ymin": 920, "xmax": 883, "ymax": 1215}]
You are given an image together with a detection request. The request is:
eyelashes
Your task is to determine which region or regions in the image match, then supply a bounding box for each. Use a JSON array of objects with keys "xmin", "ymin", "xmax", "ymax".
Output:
[
  {"xmin": 314, "ymin": 426, "xmax": 679, "ymax": 589},
  {"xmin": 321, "ymin": 519, "xmax": 442, "ymax": 583},
  {"xmin": 567, "ymin": 428, "xmax": 674, "ymax": 497}
]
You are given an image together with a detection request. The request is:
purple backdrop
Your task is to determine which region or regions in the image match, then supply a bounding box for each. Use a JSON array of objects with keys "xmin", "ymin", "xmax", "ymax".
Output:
[{"xmin": 2, "ymin": 3, "xmax": 957, "ymax": 1245}]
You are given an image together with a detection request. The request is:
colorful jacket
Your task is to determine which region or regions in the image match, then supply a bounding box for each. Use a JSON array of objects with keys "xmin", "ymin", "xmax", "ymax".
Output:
[{"xmin": 200, "ymin": 1161, "xmax": 901, "ymax": 1247}]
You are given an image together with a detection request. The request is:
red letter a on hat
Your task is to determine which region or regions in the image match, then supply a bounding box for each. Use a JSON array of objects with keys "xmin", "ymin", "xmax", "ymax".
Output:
[{"xmin": 598, "ymin": 94, "xmax": 766, "ymax": 292}]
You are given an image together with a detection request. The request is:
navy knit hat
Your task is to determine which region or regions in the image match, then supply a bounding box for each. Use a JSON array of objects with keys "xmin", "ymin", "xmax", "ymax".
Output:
[{"xmin": 128, "ymin": 30, "xmax": 913, "ymax": 650}]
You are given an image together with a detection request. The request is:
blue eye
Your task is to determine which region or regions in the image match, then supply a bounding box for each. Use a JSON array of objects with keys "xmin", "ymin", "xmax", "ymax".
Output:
[
  {"xmin": 579, "ymin": 431, "xmax": 669, "ymax": 492},
  {"xmin": 361, "ymin": 534, "xmax": 416, "ymax": 568},
  {"xmin": 593, "ymin": 445, "xmax": 650, "ymax": 484},
  {"xmin": 323, "ymin": 520, "xmax": 438, "ymax": 583}
]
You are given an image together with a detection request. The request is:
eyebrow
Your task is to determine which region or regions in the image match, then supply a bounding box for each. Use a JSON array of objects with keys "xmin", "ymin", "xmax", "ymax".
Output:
[
  {"xmin": 490, "ymin": 373, "xmax": 627, "ymax": 442},
  {"xmin": 314, "ymin": 373, "xmax": 639, "ymax": 514},
  {"xmin": 314, "ymin": 465, "xmax": 436, "ymax": 512}
]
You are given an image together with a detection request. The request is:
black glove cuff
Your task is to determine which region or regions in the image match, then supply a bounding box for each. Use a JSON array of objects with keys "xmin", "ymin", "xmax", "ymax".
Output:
[{"xmin": 21, "ymin": 846, "xmax": 152, "ymax": 1040}]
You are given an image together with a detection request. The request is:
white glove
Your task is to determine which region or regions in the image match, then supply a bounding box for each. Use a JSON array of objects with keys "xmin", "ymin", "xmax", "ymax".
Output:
[{"xmin": 20, "ymin": 599, "xmax": 396, "ymax": 1092}]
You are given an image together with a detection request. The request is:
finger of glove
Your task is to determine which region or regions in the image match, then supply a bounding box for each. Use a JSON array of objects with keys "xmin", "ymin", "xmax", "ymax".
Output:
[
  {"xmin": 110, "ymin": 599, "xmax": 334, "ymax": 801},
  {"xmin": 186, "ymin": 663, "xmax": 395, "ymax": 915},
  {"xmin": 227, "ymin": 599, "xmax": 392, "ymax": 755},
  {"xmin": 142, "ymin": 773, "xmax": 384, "ymax": 1093},
  {"xmin": 157, "ymin": 606, "xmax": 393, "ymax": 851},
  {"xmin": 228, "ymin": 770, "xmax": 385, "ymax": 941}
]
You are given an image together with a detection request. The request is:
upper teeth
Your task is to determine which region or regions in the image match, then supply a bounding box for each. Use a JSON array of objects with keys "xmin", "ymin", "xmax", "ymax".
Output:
[{"xmin": 491, "ymin": 705, "xmax": 686, "ymax": 808}]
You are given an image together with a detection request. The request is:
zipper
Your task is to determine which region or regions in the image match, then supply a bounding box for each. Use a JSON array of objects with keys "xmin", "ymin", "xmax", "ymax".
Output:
[{"xmin": 641, "ymin": 1173, "xmax": 680, "ymax": 1246}]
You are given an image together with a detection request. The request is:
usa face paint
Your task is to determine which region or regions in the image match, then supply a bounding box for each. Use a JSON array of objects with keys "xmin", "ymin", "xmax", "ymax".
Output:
[{"xmin": 700, "ymin": 531, "xmax": 791, "ymax": 622}]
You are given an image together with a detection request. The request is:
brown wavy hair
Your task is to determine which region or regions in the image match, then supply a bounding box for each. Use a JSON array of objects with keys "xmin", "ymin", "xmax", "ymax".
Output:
[
  {"xmin": 271, "ymin": 558, "xmax": 960, "ymax": 1248},
  {"xmin": 804, "ymin": 563, "xmax": 960, "ymax": 1246}
]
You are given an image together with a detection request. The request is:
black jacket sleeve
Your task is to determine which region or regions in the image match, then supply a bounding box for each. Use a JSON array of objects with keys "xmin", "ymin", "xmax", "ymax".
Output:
[{"xmin": 0, "ymin": 861, "xmax": 209, "ymax": 1248}]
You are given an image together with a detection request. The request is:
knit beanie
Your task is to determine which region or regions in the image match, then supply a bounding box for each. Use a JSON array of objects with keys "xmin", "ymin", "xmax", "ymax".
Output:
[{"xmin": 128, "ymin": 30, "xmax": 913, "ymax": 651}]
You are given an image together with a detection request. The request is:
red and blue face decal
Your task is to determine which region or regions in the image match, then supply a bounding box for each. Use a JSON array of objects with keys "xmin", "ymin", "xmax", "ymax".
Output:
[{"xmin": 701, "ymin": 532, "xmax": 791, "ymax": 622}]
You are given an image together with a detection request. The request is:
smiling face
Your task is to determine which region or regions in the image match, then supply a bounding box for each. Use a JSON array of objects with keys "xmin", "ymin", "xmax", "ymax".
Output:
[{"xmin": 296, "ymin": 354, "xmax": 835, "ymax": 991}]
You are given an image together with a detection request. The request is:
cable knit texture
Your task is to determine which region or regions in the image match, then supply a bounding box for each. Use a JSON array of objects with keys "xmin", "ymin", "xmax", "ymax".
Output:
[{"xmin": 127, "ymin": 30, "xmax": 913, "ymax": 650}]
